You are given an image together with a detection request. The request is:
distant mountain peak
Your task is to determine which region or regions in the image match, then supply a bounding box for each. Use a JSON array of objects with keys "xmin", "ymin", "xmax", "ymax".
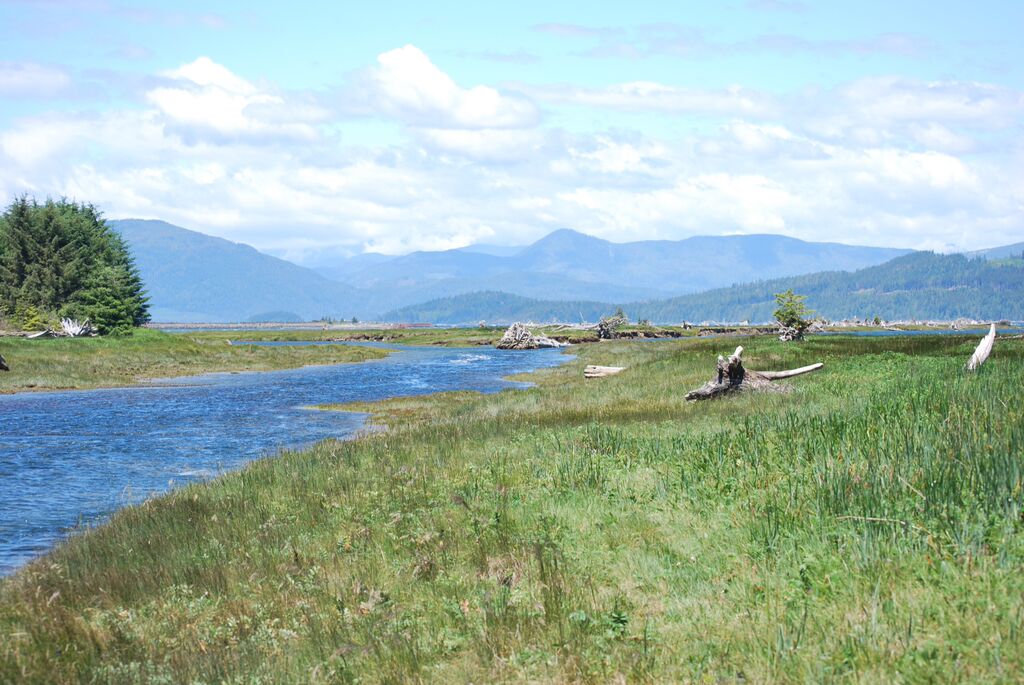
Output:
[{"xmin": 531, "ymin": 228, "xmax": 607, "ymax": 244}]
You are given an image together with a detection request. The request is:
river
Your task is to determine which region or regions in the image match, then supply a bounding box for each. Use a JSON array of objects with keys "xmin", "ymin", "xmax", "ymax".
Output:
[{"xmin": 0, "ymin": 343, "xmax": 569, "ymax": 575}]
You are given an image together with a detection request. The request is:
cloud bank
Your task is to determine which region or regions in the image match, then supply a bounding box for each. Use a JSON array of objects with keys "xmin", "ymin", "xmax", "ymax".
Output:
[{"xmin": 1, "ymin": 46, "xmax": 1021, "ymax": 260}]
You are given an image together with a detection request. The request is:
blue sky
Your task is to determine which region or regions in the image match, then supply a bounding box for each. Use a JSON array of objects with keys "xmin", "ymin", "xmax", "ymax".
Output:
[{"xmin": 1, "ymin": 0, "xmax": 1022, "ymax": 259}]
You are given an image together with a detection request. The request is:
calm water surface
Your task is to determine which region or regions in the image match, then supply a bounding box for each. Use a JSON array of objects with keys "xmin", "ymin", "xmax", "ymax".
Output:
[{"xmin": 0, "ymin": 343, "xmax": 568, "ymax": 575}]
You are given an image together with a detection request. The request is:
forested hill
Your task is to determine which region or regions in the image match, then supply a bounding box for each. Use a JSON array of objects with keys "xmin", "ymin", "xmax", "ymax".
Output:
[
  {"xmin": 384, "ymin": 251, "xmax": 1024, "ymax": 324},
  {"xmin": 631, "ymin": 251, "xmax": 1024, "ymax": 322},
  {"xmin": 384, "ymin": 291, "xmax": 610, "ymax": 325},
  {"xmin": 110, "ymin": 219, "xmax": 362, "ymax": 322}
]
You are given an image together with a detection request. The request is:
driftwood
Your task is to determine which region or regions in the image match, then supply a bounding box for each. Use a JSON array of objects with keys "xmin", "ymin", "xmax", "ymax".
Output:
[
  {"xmin": 60, "ymin": 318, "xmax": 96, "ymax": 337},
  {"xmin": 0, "ymin": 354, "xmax": 8, "ymax": 372},
  {"xmin": 584, "ymin": 365, "xmax": 625, "ymax": 379},
  {"xmin": 778, "ymin": 324, "xmax": 805, "ymax": 342},
  {"xmin": 495, "ymin": 322, "xmax": 566, "ymax": 350},
  {"xmin": 26, "ymin": 329, "xmax": 60, "ymax": 339},
  {"xmin": 596, "ymin": 314, "xmax": 627, "ymax": 340},
  {"xmin": 23, "ymin": 319, "xmax": 97, "ymax": 339},
  {"xmin": 965, "ymin": 323, "xmax": 996, "ymax": 371},
  {"xmin": 684, "ymin": 346, "xmax": 823, "ymax": 401}
]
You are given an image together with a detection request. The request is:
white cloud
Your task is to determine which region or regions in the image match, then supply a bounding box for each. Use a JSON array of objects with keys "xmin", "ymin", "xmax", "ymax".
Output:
[
  {"xmin": 1, "ymin": 53, "xmax": 1022, "ymax": 257},
  {"xmin": 357, "ymin": 45, "xmax": 539, "ymax": 130},
  {"xmin": 146, "ymin": 57, "xmax": 321, "ymax": 142},
  {"xmin": 559, "ymin": 173, "xmax": 800, "ymax": 237},
  {"xmin": 838, "ymin": 77, "xmax": 1024, "ymax": 126},
  {"xmin": 416, "ymin": 128, "xmax": 546, "ymax": 162},
  {"xmin": 0, "ymin": 62, "xmax": 71, "ymax": 97},
  {"xmin": 521, "ymin": 81, "xmax": 776, "ymax": 117}
]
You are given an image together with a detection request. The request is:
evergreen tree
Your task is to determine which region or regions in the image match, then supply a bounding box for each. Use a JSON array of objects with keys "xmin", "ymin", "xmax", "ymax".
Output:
[{"xmin": 0, "ymin": 196, "xmax": 149, "ymax": 333}]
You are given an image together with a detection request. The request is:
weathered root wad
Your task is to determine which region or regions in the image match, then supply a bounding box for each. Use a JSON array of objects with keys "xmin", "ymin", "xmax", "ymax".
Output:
[
  {"xmin": 495, "ymin": 322, "xmax": 567, "ymax": 350},
  {"xmin": 684, "ymin": 346, "xmax": 823, "ymax": 401}
]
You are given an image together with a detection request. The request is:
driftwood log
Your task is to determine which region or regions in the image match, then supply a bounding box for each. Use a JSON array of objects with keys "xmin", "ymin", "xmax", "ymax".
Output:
[
  {"xmin": 684, "ymin": 346, "xmax": 823, "ymax": 401},
  {"xmin": 26, "ymin": 329, "xmax": 60, "ymax": 339},
  {"xmin": 965, "ymin": 323, "xmax": 996, "ymax": 371},
  {"xmin": 584, "ymin": 365, "xmax": 625, "ymax": 378},
  {"xmin": 0, "ymin": 354, "xmax": 7, "ymax": 372}
]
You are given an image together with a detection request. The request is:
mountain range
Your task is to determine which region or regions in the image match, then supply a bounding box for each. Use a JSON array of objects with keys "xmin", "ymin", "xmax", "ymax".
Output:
[
  {"xmin": 111, "ymin": 219, "xmax": 934, "ymax": 322},
  {"xmin": 384, "ymin": 251, "xmax": 1024, "ymax": 324},
  {"xmin": 108, "ymin": 220, "xmax": 1019, "ymax": 325},
  {"xmin": 110, "ymin": 220, "xmax": 360, "ymax": 322},
  {"xmin": 313, "ymin": 228, "xmax": 911, "ymax": 307}
]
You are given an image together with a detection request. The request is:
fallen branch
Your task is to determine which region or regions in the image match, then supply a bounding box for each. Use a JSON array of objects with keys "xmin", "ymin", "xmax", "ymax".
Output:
[
  {"xmin": 584, "ymin": 365, "xmax": 625, "ymax": 379},
  {"xmin": 684, "ymin": 346, "xmax": 824, "ymax": 401},
  {"xmin": 965, "ymin": 323, "xmax": 995, "ymax": 371}
]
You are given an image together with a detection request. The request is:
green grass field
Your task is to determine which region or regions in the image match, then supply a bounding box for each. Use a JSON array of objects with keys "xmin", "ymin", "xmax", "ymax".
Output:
[
  {"xmin": 2, "ymin": 333, "xmax": 1022, "ymax": 683},
  {"xmin": 0, "ymin": 328, "xmax": 387, "ymax": 393}
]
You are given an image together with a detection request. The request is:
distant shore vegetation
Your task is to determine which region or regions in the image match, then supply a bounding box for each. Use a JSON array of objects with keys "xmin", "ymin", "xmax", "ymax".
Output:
[{"xmin": 0, "ymin": 197, "xmax": 149, "ymax": 334}]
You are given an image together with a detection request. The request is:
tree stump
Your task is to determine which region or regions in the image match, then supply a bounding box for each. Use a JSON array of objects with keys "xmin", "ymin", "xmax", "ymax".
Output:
[
  {"xmin": 596, "ymin": 314, "xmax": 627, "ymax": 340},
  {"xmin": 684, "ymin": 346, "xmax": 823, "ymax": 401}
]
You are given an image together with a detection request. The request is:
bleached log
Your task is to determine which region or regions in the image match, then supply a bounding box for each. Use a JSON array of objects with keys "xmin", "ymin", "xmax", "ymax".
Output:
[
  {"xmin": 965, "ymin": 323, "xmax": 996, "ymax": 371},
  {"xmin": 757, "ymin": 363, "xmax": 825, "ymax": 380},
  {"xmin": 584, "ymin": 365, "xmax": 625, "ymax": 378},
  {"xmin": 685, "ymin": 346, "xmax": 823, "ymax": 401}
]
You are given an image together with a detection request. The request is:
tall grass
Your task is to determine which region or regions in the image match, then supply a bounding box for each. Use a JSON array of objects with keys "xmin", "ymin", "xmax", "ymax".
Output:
[{"xmin": 2, "ymin": 334, "xmax": 1022, "ymax": 683}]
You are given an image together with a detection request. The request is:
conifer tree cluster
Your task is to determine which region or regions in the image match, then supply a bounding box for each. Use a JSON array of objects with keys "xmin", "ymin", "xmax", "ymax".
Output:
[{"xmin": 0, "ymin": 197, "xmax": 149, "ymax": 334}]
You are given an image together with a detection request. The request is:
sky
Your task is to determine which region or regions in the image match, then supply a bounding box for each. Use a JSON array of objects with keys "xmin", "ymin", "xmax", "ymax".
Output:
[{"xmin": 1, "ymin": 0, "xmax": 1022, "ymax": 262}]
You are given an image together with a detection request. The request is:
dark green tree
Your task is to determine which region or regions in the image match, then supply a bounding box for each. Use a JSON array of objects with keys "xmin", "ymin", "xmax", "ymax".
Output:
[
  {"xmin": 0, "ymin": 196, "xmax": 149, "ymax": 333},
  {"xmin": 773, "ymin": 289, "xmax": 813, "ymax": 340}
]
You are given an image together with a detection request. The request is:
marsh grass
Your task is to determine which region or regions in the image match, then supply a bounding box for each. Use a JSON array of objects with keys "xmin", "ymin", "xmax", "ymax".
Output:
[
  {"xmin": 2, "ymin": 334, "xmax": 1023, "ymax": 683},
  {"xmin": 0, "ymin": 328, "xmax": 387, "ymax": 393}
]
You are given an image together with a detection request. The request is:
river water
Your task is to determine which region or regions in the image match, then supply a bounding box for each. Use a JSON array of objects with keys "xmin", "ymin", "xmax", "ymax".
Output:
[{"xmin": 0, "ymin": 343, "xmax": 568, "ymax": 575}]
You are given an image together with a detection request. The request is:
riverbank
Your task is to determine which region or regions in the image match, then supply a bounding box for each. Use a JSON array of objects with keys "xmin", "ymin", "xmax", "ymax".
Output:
[
  {"xmin": 0, "ymin": 328, "xmax": 389, "ymax": 393},
  {"xmin": 2, "ymin": 332, "xmax": 1022, "ymax": 682},
  {"xmin": 189, "ymin": 325, "xmax": 689, "ymax": 346}
]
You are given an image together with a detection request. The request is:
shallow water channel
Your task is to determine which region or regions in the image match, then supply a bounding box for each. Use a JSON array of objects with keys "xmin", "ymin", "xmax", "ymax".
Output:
[{"xmin": 0, "ymin": 342, "xmax": 569, "ymax": 575}]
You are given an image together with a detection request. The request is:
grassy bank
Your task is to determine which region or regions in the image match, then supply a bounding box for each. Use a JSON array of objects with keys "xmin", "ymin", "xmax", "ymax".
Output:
[
  {"xmin": 0, "ymin": 328, "xmax": 388, "ymax": 393},
  {"xmin": 2, "ymin": 334, "xmax": 1023, "ymax": 682}
]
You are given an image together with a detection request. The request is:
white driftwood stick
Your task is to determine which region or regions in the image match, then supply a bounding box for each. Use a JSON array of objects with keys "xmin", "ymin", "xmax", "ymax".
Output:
[
  {"xmin": 758, "ymin": 362, "xmax": 825, "ymax": 380},
  {"xmin": 584, "ymin": 365, "xmax": 626, "ymax": 378},
  {"xmin": 966, "ymin": 323, "xmax": 996, "ymax": 371}
]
